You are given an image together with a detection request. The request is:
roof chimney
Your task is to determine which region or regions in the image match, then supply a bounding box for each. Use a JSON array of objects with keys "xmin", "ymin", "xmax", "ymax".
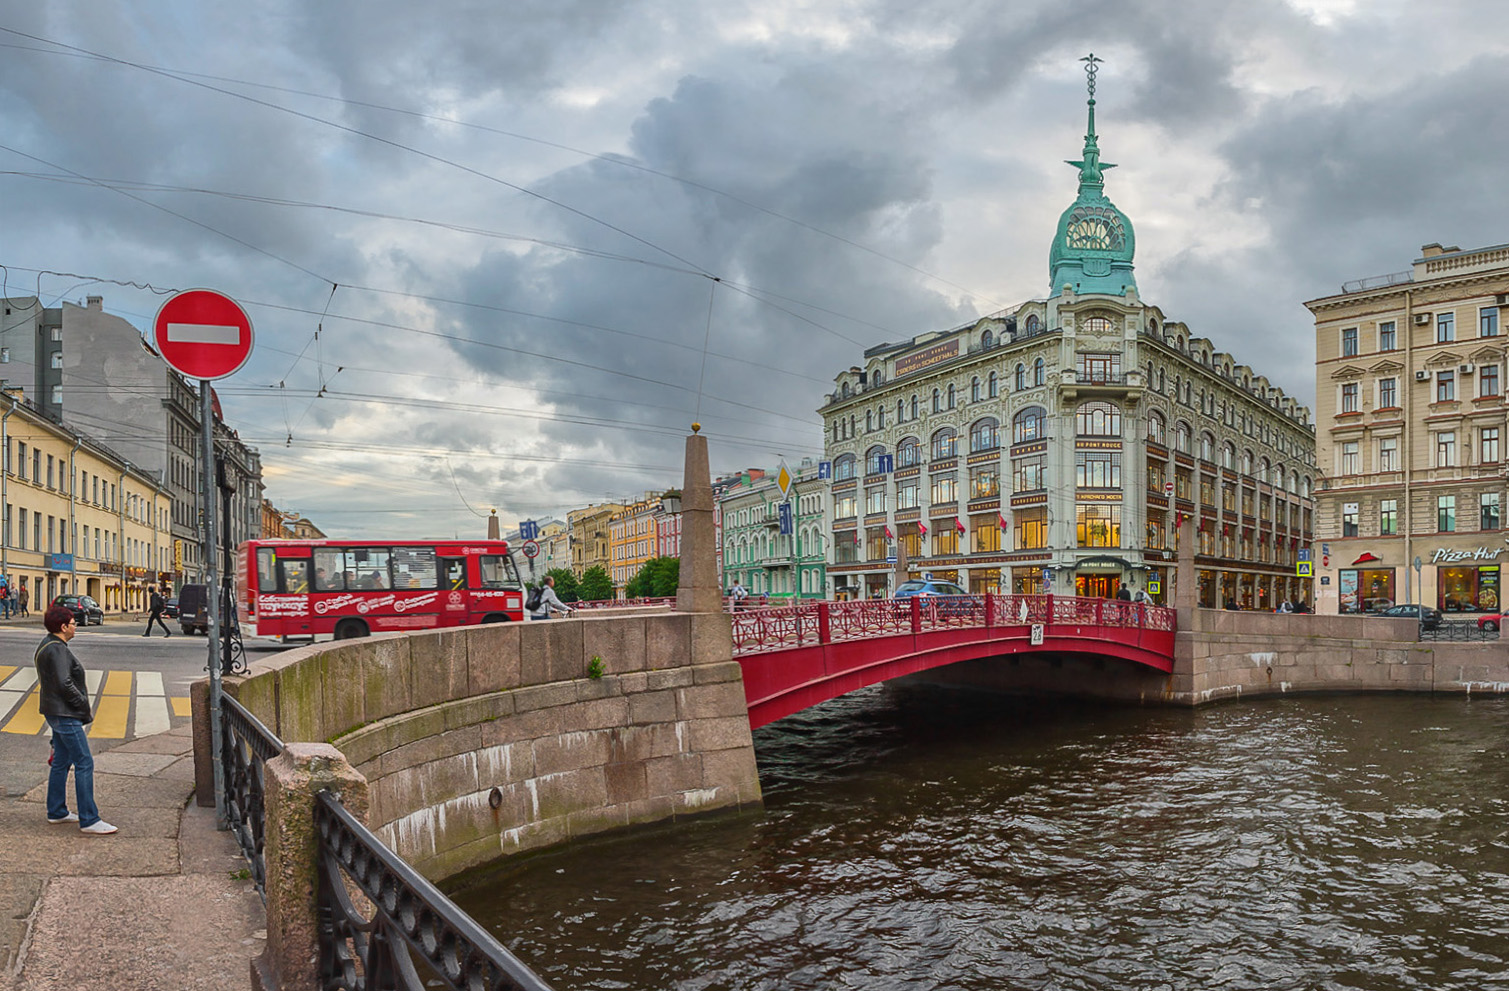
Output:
[{"xmin": 86, "ymin": 295, "xmax": 103, "ymax": 310}]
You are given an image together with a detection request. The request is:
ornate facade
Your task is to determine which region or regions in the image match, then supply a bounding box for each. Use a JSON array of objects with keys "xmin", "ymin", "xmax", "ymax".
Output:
[{"xmin": 820, "ymin": 59, "xmax": 1317, "ymax": 607}]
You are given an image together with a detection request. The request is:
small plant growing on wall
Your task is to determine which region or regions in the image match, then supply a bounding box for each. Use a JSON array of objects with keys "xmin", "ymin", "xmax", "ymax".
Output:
[{"xmin": 587, "ymin": 655, "xmax": 606, "ymax": 680}]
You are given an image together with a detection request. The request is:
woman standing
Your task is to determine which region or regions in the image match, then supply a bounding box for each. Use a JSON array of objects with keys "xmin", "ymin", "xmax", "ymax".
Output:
[{"xmin": 36, "ymin": 604, "xmax": 116, "ymax": 834}]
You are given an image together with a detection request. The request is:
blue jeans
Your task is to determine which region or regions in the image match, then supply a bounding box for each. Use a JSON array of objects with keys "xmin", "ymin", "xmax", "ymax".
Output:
[
  {"xmin": 45, "ymin": 716, "xmax": 100, "ymax": 827},
  {"xmin": 0, "ymin": 598, "xmax": 9, "ymax": 618}
]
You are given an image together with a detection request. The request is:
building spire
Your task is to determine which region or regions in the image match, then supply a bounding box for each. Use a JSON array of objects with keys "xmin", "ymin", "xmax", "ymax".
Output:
[{"xmin": 1066, "ymin": 53, "xmax": 1115, "ymax": 193}]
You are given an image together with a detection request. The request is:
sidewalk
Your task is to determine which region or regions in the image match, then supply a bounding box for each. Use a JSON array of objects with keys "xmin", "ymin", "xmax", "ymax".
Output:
[{"xmin": 0, "ymin": 723, "xmax": 266, "ymax": 990}]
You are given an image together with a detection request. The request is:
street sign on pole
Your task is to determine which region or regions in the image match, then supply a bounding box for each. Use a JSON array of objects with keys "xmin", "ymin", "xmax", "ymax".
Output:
[
  {"xmin": 1297, "ymin": 561, "xmax": 1314, "ymax": 578},
  {"xmin": 519, "ymin": 520, "xmax": 539, "ymax": 541},
  {"xmin": 153, "ymin": 290, "xmax": 255, "ymax": 381},
  {"xmin": 522, "ymin": 540, "xmax": 540, "ymax": 559},
  {"xmin": 776, "ymin": 460, "xmax": 793, "ymax": 501},
  {"xmin": 1163, "ymin": 480, "xmax": 1173, "ymax": 496}
]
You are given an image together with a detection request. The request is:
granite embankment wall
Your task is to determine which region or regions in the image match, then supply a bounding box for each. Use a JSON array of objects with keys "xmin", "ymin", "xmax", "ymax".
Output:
[
  {"xmin": 208, "ymin": 611, "xmax": 762, "ymax": 882},
  {"xmin": 906, "ymin": 609, "xmax": 1509, "ymax": 705}
]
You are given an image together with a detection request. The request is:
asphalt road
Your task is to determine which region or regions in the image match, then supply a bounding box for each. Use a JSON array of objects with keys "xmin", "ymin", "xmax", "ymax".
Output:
[{"xmin": 0, "ymin": 618, "xmax": 287, "ymax": 797}]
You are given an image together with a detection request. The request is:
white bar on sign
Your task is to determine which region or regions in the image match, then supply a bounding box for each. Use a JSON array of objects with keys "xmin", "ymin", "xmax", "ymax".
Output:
[{"xmin": 166, "ymin": 322, "xmax": 240, "ymax": 344}]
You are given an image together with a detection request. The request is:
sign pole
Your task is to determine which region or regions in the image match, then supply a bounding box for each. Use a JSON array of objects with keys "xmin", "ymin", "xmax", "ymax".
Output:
[{"xmin": 203, "ymin": 381, "xmax": 225, "ymax": 828}]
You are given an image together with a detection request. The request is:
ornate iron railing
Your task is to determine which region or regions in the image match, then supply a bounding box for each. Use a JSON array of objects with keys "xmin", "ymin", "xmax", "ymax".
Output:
[
  {"xmin": 730, "ymin": 594, "xmax": 1177, "ymax": 656},
  {"xmin": 314, "ymin": 790, "xmax": 553, "ymax": 991},
  {"xmin": 220, "ymin": 693, "xmax": 283, "ymax": 902},
  {"xmin": 1420, "ymin": 620, "xmax": 1500, "ymax": 642}
]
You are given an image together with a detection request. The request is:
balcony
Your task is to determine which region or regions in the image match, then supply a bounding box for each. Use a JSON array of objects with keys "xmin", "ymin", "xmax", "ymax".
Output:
[{"xmin": 1061, "ymin": 370, "xmax": 1144, "ymax": 404}]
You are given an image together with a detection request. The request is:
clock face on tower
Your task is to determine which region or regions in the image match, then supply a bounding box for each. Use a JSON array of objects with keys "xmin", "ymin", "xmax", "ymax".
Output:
[{"xmin": 1065, "ymin": 207, "xmax": 1125, "ymax": 251}]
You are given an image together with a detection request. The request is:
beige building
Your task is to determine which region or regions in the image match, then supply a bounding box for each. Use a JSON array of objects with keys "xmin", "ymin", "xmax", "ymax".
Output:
[
  {"xmin": 1, "ymin": 394, "xmax": 172, "ymax": 613},
  {"xmin": 568, "ymin": 502, "xmax": 624, "ymax": 577},
  {"xmin": 1308, "ymin": 242, "xmax": 1509, "ymax": 615}
]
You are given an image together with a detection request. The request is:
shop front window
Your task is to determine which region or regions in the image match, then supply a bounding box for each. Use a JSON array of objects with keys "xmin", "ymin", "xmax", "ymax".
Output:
[{"xmin": 1439, "ymin": 565, "xmax": 1498, "ymax": 613}]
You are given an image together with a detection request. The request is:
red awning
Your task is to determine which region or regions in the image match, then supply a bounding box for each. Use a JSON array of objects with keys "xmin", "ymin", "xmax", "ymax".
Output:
[{"xmin": 1351, "ymin": 552, "xmax": 1382, "ymax": 565}]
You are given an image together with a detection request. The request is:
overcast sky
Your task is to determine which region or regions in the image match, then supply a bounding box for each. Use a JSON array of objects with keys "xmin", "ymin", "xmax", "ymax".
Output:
[{"xmin": 2, "ymin": 0, "xmax": 1506, "ymax": 539}]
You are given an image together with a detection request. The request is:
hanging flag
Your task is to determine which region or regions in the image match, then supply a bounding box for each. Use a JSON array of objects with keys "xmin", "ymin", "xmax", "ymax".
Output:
[
  {"xmin": 884, "ymin": 525, "xmax": 894, "ymax": 540},
  {"xmin": 918, "ymin": 521, "xmax": 928, "ymax": 538},
  {"xmin": 998, "ymin": 511, "xmax": 1008, "ymax": 531},
  {"xmin": 955, "ymin": 517, "xmax": 966, "ymax": 535},
  {"xmin": 853, "ymin": 530, "xmax": 861, "ymax": 544}
]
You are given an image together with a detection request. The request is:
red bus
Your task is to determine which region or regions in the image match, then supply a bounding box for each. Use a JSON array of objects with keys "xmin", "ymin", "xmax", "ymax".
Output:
[{"xmin": 237, "ymin": 539, "xmax": 527, "ymax": 640}]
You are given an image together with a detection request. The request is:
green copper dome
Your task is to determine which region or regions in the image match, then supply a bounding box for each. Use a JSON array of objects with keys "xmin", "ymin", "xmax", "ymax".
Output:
[{"xmin": 1048, "ymin": 55, "xmax": 1137, "ymax": 298}]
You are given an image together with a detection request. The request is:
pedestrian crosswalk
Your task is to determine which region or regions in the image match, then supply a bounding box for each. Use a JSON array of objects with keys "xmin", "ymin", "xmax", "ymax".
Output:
[{"xmin": 0, "ymin": 665, "xmax": 192, "ymax": 740}]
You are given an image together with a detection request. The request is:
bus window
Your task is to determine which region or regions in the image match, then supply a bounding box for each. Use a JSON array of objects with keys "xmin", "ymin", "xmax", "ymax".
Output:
[
  {"xmin": 348, "ymin": 548, "xmax": 392, "ymax": 589},
  {"xmin": 313, "ymin": 548, "xmax": 345, "ymax": 590},
  {"xmin": 281, "ymin": 559, "xmax": 310, "ymax": 594},
  {"xmin": 257, "ymin": 548, "xmax": 278, "ymax": 593},
  {"xmin": 478, "ymin": 554, "xmax": 520, "ymax": 589},
  {"xmin": 439, "ymin": 557, "xmax": 466, "ymax": 590},
  {"xmin": 391, "ymin": 546, "xmax": 437, "ymax": 589}
]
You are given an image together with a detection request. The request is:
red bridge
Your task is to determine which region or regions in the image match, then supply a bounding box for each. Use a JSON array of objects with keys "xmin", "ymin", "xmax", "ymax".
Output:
[{"xmin": 729, "ymin": 595, "xmax": 1177, "ymax": 729}]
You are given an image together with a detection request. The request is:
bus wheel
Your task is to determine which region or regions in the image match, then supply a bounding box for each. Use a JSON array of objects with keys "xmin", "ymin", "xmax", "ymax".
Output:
[
  {"xmin": 480, "ymin": 613, "xmax": 511, "ymax": 624},
  {"xmin": 334, "ymin": 619, "xmax": 369, "ymax": 640}
]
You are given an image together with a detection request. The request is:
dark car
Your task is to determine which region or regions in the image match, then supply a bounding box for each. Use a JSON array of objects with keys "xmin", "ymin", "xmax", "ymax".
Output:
[
  {"xmin": 177, "ymin": 584, "xmax": 209, "ymax": 635},
  {"xmin": 52, "ymin": 594, "xmax": 104, "ymax": 626},
  {"xmin": 1375, "ymin": 603, "xmax": 1442, "ymax": 630},
  {"xmin": 163, "ymin": 597, "xmax": 180, "ymax": 620}
]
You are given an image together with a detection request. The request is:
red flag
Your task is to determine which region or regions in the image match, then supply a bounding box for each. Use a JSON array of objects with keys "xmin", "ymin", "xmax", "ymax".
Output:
[
  {"xmin": 998, "ymin": 512, "xmax": 1008, "ymax": 531},
  {"xmin": 918, "ymin": 521, "xmax": 928, "ymax": 537},
  {"xmin": 955, "ymin": 517, "xmax": 966, "ymax": 535},
  {"xmin": 884, "ymin": 525, "xmax": 894, "ymax": 540},
  {"xmin": 853, "ymin": 530, "xmax": 861, "ymax": 544}
]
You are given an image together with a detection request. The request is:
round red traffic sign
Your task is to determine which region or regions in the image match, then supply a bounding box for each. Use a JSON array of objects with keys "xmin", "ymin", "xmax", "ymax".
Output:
[
  {"xmin": 152, "ymin": 289, "xmax": 255, "ymax": 380},
  {"xmin": 522, "ymin": 540, "xmax": 540, "ymax": 559}
]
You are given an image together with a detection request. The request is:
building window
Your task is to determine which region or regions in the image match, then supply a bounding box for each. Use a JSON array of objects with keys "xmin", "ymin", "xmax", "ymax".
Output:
[
  {"xmin": 947, "ymin": 384, "xmax": 956, "ymax": 408},
  {"xmin": 1341, "ymin": 441, "xmax": 1360, "ymax": 475},
  {"xmin": 1148, "ymin": 411, "xmax": 1166, "ymax": 444},
  {"xmin": 930, "ymin": 474, "xmax": 958, "ymax": 505},
  {"xmin": 1075, "ymin": 401, "xmax": 1121, "ymax": 437},
  {"xmin": 898, "ymin": 437, "xmax": 921, "ymax": 468},
  {"xmin": 1483, "ymin": 493, "xmax": 1502, "ymax": 531},
  {"xmin": 1482, "ymin": 364, "xmax": 1500, "ymax": 398},
  {"xmin": 1438, "ymin": 312, "xmax": 1455, "ymax": 343},
  {"xmin": 1341, "ymin": 383, "xmax": 1359, "ymax": 413},
  {"xmin": 931, "ymin": 428, "xmax": 958, "ymax": 460},
  {"xmin": 1076, "ymin": 504, "xmax": 1120, "ymax": 548},
  {"xmin": 1438, "ymin": 494, "xmax": 1456, "ymax": 532},
  {"xmin": 1483, "ymin": 427, "xmax": 1501, "ymax": 464},
  {"xmin": 1482, "ymin": 306, "xmax": 1500, "ymax": 338},
  {"xmin": 1075, "ymin": 451, "xmax": 1121, "ymax": 489},
  {"xmin": 833, "ymin": 454, "xmax": 857, "ymax": 481},
  {"xmin": 897, "ymin": 483, "xmax": 919, "ymax": 509},
  {"xmin": 969, "ymin": 418, "xmax": 999, "ymax": 452},
  {"xmin": 1436, "ymin": 430, "xmax": 1456, "ymax": 467},
  {"xmin": 971, "ymin": 377, "xmax": 981, "ymax": 403},
  {"xmin": 972, "ymin": 517, "xmax": 1002, "ymax": 553},
  {"xmin": 971, "ymin": 466, "xmax": 999, "ymax": 499},
  {"xmin": 1341, "ymin": 327, "xmax": 1358, "ymax": 356},
  {"xmin": 1343, "ymin": 504, "xmax": 1359, "ymax": 537},
  {"xmin": 1014, "ymin": 364, "xmax": 1026, "ymax": 390},
  {"xmin": 1378, "ymin": 377, "xmax": 1397, "ymax": 409},
  {"xmin": 1033, "ymin": 358, "xmax": 1045, "ymax": 387},
  {"xmin": 1380, "ymin": 498, "xmax": 1397, "ymax": 535},
  {"xmin": 910, "ymin": 395, "xmax": 919, "ymax": 420},
  {"xmin": 866, "ymin": 488, "xmax": 886, "ymax": 514},
  {"xmin": 1379, "ymin": 436, "xmax": 1398, "ymax": 471},
  {"xmin": 1014, "ymin": 508, "xmax": 1046, "ymax": 550},
  {"xmin": 932, "ymin": 388, "xmax": 942, "ymax": 413},
  {"xmin": 1437, "ymin": 370, "xmax": 1455, "ymax": 402},
  {"xmin": 988, "ymin": 371, "xmax": 998, "ymax": 398},
  {"xmin": 1012, "ymin": 407, "xmax": 1046, "ymax": 443},
  {"xmin": 866, "ymin": 446, "xmax": 887, "ymax": 476},
  {"xmin": 1013, "ymin": 456, "xmax": 1045, "ymax": 493},
  {"xmin": 1175, "ymin": 422, "xmax": 1191, "ymax": 453},
  {"xmin": 834, "ymin": 494, "xmax": 856, "ymax": 518},
  {"xmin": 1379, "ymin": 321, "xmax": 1397, "ymax": 351}
]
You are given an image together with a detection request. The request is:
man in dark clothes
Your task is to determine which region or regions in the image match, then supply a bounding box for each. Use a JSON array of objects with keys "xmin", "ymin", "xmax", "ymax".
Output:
[
  {"xmin": 38, "ymin": 604, "xmax": 116, "ymax": 834},
  {"xmin": 143, "ymin": 585, "xmax": 171, "ymax": 637}
]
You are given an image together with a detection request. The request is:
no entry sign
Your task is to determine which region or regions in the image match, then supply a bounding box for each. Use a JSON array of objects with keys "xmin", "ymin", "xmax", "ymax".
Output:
[{"xmin": 152, "ymin": 289, "xmax": 255, "ymax": 380}]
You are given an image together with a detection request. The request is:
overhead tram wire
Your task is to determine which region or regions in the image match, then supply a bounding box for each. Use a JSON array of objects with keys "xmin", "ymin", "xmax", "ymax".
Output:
[{"xmin": 0, "ymin": 37, "xmax": 1007, "ymax": 312}]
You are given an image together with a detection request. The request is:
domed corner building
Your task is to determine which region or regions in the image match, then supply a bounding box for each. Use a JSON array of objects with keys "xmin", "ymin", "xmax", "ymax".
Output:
[{"xmin": 819, "ymin": 56, "xmax": 1318, "ymax": 609}]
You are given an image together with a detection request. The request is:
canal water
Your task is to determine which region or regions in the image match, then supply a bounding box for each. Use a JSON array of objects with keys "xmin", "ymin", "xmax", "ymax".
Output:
[{"xmin": 450, "ymin": 686, "xmax": 1509, "ymax": 990}]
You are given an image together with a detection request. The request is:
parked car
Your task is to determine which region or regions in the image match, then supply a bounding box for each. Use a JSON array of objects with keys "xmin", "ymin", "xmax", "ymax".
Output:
[
  {"xmin": 1361, "ymin": 597, "xmax": 1394, "ymax": 614},
  {"xmin": 895, "ymin": 579, "xmax": 969, "ymax": 599},
  {"xmin": 178, "ymin": 583, "xmax": 209, "ymax": 635},
  {"xmin": 1374, "ymin": 603, "xmax": 1442, "ymax": 630},
  {"xmin": 163, "ymin": 597, "xmax": 180, "ymax": 620},
  {"xmin": 52, "ymin": 594, "xmax": 104, "ymax": 626},
  {"xmin": 1478, "ymin": 613, "xmax": 1502, "ymax": 632}
]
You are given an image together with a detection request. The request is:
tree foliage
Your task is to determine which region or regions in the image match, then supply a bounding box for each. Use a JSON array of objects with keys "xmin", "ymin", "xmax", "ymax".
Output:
[
  {"xmin": 545, "ymin": 567, "xmax": 580, "ymax": 603},
  {"xmin": 577, "ymin": 565, "xmax": 614, "ymax": 602},
  {"xmin": 625, "ymin": 556, "xmax": 680, "ymax": 599}
]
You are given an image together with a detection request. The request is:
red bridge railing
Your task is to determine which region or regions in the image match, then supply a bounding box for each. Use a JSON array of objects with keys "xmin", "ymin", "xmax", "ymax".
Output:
[{"xmin": 730, "ymin": 594, "xmax": 1174, "ymax": 656}]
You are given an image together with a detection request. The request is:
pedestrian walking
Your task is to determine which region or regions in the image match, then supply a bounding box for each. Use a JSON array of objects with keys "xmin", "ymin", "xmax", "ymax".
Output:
[
  {"xmin": 37, "ymin": 604, "xmax": 116, "ymax": 834},
  {"xmin": 143, "ymin": 585, "xmax": 172, "ymax": 638},
  {"xmin": 18, "ymin": 584, "xmax": 29, "ymax": 618},
  {"xmin": 0, "ymin": 575, "xmax": 10, "ymax": 619}
]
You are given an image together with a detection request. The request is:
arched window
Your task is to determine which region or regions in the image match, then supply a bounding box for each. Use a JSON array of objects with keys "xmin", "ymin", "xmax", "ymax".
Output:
[
  {"xmin": 910, "ymin": 395, "xmax": 919, "ymax": 420},
  {"xmin": 1015, "ymin": 363, "xmax": 1026, "ymax": 390},
  {"xmin": 988, "ymin": 371, "xmax": 998, "ymax": 398},
  {"xmin": 1242, "ymin": 449, "xmax": 1254, "ymax": 475},
  {"xmin": 971, "ymin": 377, "xmax": 981, "ymax": 402},
  {"xmin": 898, "ymin": 436, "xmax": 921, "ymax": 467},
  {"xmin": 877, "ymin": 406, "xmax": 886, "ymax": 429},
  {"xmin": 930, "ymin": 427, "xmax": 958, "ymax": 460},
  {"xmin": 982, "ymin": 329, "xmax": 994, "ymax": 349},
  {"xmin": 1026, "ymin": 314, "xmax": 1041, "ymax": 335},
  {"xmin": 1223, "ymin": 442, "xmax": 1236, "ymax": 470},
  {"xmin": 1301, "ymin": 476, "xmax": 1312, "ymax": 498},
  {"xmin": 970, "ymin": 417, "xmax": 999, "ymax": 452},
  {"xmin": 1033, "ymin": 358, "xmax": 1045, "ymax": 386},
  {"xmin": 932, "ymin": 388, "xmax": 942, "ymax": 413},
  {"xmin": 1076, "ymin": 401, "xmax": 1121, "ymax": 437},
  {"xmin": 873, "ymin": 369, "xmax": 884, "ymax": 386},
  {"xmin": 1258, "ymin": 457, "xmax": 1271, "ymax": 484},
  {"xmin": 1200, "ymin": 432, "xmax": 1215, "ymax": 462},
  {"xmin": 1147, "ymin": 410, "xmax": 1166, "ymax": 444},
  {"xmin": 1013, "ymin": 406, "xmax": 1046, "ymax": 443},
  {"xmin": 865, "ymin": 410, "xmax": 873, "ymax": 432},
  {"xmin": 866, "ymin": 445, "xmax": 888, "ymax": 475},
  {"xmin": 832, "ymin": 421, "xmax": 840, "ymax": 443},
  {"xmin": 1158, "ymin": 369, "xmax": 1165, "ymax": 393},
  {"xmin": 947, "ymin": 384, "xmax": 956, "ymax": 408},
  {"xmin": 841, "ymin": 381, "xmax": 851, "ymax": 397},
  {"xmin": 834, "ymin": 454, "xmax": 857, "ymax": 480},
  {"xmin": 849, "ymin": 415, "xmax": 856, "ymax": 438}
]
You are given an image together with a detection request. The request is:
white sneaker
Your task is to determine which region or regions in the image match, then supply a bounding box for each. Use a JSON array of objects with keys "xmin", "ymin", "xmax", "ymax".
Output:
[
  {"xmin": 47, "ymin": 812, "xmax": 78, "ymax": 824},
  {"xmin": 79, "ymin": 820, "xmax": 118, "ymax": 835}
]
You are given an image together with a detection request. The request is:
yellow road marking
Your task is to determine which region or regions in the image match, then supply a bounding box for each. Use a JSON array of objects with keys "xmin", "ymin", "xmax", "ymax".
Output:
[
  {"xmin": 0, "ymin": 665, "xmax": 15, "ymax": 684},
  {"xmin": 4, "ymin": 689, "xmax": 46, "ymax": 735},
  {"xmin": 171, "ymin": 696, "xmax": 192, "ymax": 717},
  {"xmin": 88, "ymin": 695, "xmax": 129, "ymax": 739},
  {"xmin": 102, "ymin": 670, "xmax": 132, "ymax": 696}
]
